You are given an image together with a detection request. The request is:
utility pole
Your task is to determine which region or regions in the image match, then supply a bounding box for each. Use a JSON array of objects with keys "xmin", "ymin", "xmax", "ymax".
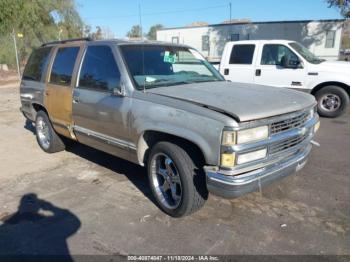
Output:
[
  {"xmin": 12, "ymin": 28, "xmax": 21, "ymax": 79},
  {"xmin": 139, "ymin": 3, "xmax": 143, "ymax": 40},
  {"xmin": 58, "ymin": 27, "xmax": 63, "ymax": 41},
  {"xmin": 229, "ymin": 2, "xmax": 233, "ymax": 39}
]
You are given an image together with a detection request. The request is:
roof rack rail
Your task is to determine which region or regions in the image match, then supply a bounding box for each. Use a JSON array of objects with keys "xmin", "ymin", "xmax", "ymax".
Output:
[{"xmin": 41, "ymin": 37, "xmax": 92, "ymax": 47}]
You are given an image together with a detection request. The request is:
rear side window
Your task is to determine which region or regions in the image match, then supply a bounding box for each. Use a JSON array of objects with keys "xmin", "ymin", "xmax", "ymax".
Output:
[
  {"xmin": 50, "ymin": 47, "xmax": 79, "ymax": 86},
  {"xmin": 22, "ymin": 47, "xmax": 52, "ymax": 82},
  {"xmin": 79, "ymin": 45, "xmax": 121, "ymax": 92},
  {"xmin": 229, "ymin": 44, "xmax": 255, "ymax": 64}
]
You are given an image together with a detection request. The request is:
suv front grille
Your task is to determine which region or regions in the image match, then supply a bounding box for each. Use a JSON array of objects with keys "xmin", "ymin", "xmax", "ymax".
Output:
[
  {"xmin": 270, "ymin": 110, "xmax": 311, "ymax": 134},
  {"xmin": 269, "ymin": 130, "xmax": 311, "ymax": 155}
]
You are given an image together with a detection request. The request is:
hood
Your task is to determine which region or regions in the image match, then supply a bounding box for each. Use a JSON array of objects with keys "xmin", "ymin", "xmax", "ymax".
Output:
[
  {"xmin": 310, "ymin": 60, "xmax": 350, "ymax": 74},
  {"xmin": 148, "ymin": 81, "xmax": 316, "ymax": 122}
]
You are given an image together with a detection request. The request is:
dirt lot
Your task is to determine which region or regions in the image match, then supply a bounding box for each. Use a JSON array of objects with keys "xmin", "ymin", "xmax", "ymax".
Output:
[{"xmin": 0, "ymin": 83, "xmax": 349, "ymax": 256}]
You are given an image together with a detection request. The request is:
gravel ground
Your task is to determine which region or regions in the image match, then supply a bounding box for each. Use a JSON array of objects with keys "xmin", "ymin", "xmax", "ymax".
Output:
[{"xmin": 0, "ymin": 84, "xmax": 349, "ymax": 256}]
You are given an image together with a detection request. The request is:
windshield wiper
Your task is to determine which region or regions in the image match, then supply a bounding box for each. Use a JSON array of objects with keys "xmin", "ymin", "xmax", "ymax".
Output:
[
  {"xmin": 191, "ymin": 79, "xmax": 220, "ymax": 83},
  {"xmin": 143, "ymin": 80, "xmax": 191, "ymax": 89},
  {"xmin": 185, "ymin": 76, "xmax": 221, "ymax": 83}
]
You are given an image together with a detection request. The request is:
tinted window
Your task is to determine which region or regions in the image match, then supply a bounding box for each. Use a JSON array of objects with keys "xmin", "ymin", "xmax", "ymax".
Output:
[
  {"xmin": 261, "ymin": 44, "xmax": 298, "ymax": 65},
  {"xmin": 229, "ymin": 45, "xmax": 255, "ymax": 64},
  {"xmin": 202, "ymin": 35, "xmax": 209, "ymax": 51},
  {"xmin": 231, "ymin": 34, "xmax": 239, "ymax": 41},
  {"xmin": 23, "ymin": 47, "xmax": 52, "ymax": 82},
  {"xmin": 79, "ymin": 46, "xmax": 121, "ymax": 92},
  {"xmin": 172, "ymin": 37, "xmax": 179, "ymax": 44},
  {"xmin": 325, "ymin": 30, "xmax": 336, "ymax": 48},
  {"xmin": 50, "ymin": 47, "xmax": 79, "ymax": 86}
]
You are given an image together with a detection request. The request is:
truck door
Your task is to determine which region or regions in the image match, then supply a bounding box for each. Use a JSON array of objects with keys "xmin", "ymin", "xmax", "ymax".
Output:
[
  {"xmin": 254, "ymin": 44, "xmax": 306, "ymax": 89},
  {"xmin": 220, "ymin": 43, "xmax": 256, "ymax": 83},
  {"xmin": 44, "ymin": 44, "xmax": 82, "ymax": 137},
  {"xmin": 72, "ymin": 44, "xmax": 132, "ymax": 158}
]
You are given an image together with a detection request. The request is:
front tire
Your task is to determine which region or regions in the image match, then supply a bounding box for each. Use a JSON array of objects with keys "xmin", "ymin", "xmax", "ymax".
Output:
[
  {"xmin": 315, "ymin": 86, "xmax": 349, "ymax": 118},
  {"xmin": 147, "ymin": 142, "xmax": 207, "ymax": 217},
  {"xmin": 35, "ymin": 111, "xmax": 65, "ymax": 153}
]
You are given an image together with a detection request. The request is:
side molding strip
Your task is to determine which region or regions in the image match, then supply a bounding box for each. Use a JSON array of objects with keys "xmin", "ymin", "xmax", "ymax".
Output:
[
  {"xmin": 73, "ymin": 125, "xmax": 137, "ymax": 151},
  {"xmin": 51, "ymin": 120, "xmax": 68, "ymax": 129}
]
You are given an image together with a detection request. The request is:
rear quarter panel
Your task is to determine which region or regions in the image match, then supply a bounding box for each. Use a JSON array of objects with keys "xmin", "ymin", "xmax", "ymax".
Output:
[
  {"xmin": 20, "ymin": 46, "xmax": 54, "ymax": 121},
  {"xmin": 20, "ymin": 80, "xmax": 45, "ymax": 121}
]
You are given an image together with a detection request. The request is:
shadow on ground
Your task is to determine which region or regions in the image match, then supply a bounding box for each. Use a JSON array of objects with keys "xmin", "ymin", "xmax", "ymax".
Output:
[
  {"xmin": 24, "ymin": 120, "xmax": 157, "ymax": 207},
  {"xmin": 0, "ymin": 193, "xmax": 80, "ymax": 260},
  {"xmin": 68, "ymin": 142, "xmax": 157, "ymax": 205}
]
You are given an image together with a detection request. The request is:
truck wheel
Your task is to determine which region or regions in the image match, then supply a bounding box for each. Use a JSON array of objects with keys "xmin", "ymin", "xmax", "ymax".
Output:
[
  {"xmin": 147, "ymin": 142, "xmax": 207, "ymax": 217},
  {"xmin": 35, "ymin": 111, "xmax": 65, "ymax": 153},
  {"xmin": 315, "ymin": 86, "xmax": 349, "ymax": 118}
]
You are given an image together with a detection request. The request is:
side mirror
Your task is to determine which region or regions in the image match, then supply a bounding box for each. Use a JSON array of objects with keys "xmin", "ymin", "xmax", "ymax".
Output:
[
  {"xmin": 108, "ymin": 78, "xmax": 124, "ymax": 96},
  {"xmin": 113, "ymin": 87, "xmax": 123, "ymax": 96},
  {"xmin": 289, "ymin": 58, "xmax": 301, "ymax": 68},
  {"xmin": 281, "ymin": 55, "xmax": 301, "ymax": 69}
]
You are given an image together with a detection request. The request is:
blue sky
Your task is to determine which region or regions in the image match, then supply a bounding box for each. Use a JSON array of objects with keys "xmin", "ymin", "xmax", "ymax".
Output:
[{"xmin": 76, "ymin": 0, "xmax": 342, "ymax": 37}]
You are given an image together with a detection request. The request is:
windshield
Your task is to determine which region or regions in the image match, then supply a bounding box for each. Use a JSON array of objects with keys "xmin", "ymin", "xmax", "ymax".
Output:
[
  {"xmin": 289, "ymin": 42, "xmax": 324, "ymax": 64},
  {"xmin": 120, "ymin": 45, "xmax": 224, "ymax": 90}
]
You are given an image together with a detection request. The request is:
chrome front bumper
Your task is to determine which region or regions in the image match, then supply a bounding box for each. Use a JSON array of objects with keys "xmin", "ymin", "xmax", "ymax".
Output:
[{"xmin": 205, "ymin": 144, "xmax": 312, "ymax": 198}]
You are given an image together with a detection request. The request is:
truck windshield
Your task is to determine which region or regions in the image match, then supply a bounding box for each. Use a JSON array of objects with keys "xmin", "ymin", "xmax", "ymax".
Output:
[
  {"xmin": 120, "ymin": 45, "xmax": 224, "ymax": 90},
  {"xmin": 289, "ymin": 42, "xmax": 324, "ymax": 64}
]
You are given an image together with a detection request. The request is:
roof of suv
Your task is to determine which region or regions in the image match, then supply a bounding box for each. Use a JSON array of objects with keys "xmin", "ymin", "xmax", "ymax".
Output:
[{"xmin": 41, "ymin": 37, "xmax": 191, "ymax": 48}]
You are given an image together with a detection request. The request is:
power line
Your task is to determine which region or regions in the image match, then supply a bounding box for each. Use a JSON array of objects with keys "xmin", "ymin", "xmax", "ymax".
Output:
[
  {"xmin": 142, "ymin": 4, "xmax": 227, "ymax": 17},
  {"xmin": 82, "ymin": 4, "xmax": 228, "ymax": 20}
]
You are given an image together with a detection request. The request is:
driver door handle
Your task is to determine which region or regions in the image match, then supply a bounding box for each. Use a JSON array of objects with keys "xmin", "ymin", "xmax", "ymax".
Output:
[{"xmin": 255, "ymin": 69, "xmax": 261, "ymax": 76}]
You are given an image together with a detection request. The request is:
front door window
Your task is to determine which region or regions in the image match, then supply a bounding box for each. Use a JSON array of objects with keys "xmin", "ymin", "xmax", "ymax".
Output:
[{"xmin": 261, "ymin": 44, "xmax": 298, "ymax": 66}]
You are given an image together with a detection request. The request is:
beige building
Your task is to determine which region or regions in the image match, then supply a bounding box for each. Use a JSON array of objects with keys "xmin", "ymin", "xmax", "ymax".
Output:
[{"xmin": 157, "ymin": 19, "xmax": 345, "ymax": 61}]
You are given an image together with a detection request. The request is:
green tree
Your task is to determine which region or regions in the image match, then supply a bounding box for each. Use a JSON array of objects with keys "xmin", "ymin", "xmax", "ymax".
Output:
[
  {"xmin": 84, "ymin": 26, "xmax": 113, "ymax": 40},
  {"xmin": 83, "ymin": 25, "xmax": 92, "ymax": 37},
  {"xmin": 90, "ymin": 26, "xmax": 103, "ymax": 40},
  {"xmin": 146, "ymin": 24, "xmax": 163, "ymax": 40},
  {"xmin": 126, "ymin": 25, "xmax": 142, "ymax": 38},
  {"xmin": 0, "ymin": 0, "xmax": 84, "ymax": 68},
  {"xmin": 327, "ymin": 0, "xmax": 350, "ymax": 17}
]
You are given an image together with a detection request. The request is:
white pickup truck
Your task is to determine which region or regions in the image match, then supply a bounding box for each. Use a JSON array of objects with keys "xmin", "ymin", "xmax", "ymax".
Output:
[{"xmin": 219, "ymin": 40, "xmax": 350, "ymax": 118}]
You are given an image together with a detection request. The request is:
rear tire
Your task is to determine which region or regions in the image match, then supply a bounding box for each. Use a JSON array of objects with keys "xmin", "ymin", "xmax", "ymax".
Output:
[
  {"xmin": 147, "ymin": 142, "xmax": 207, "ymax": 217},
  {"xmin": 315, "ymin": 86, "xmax": 349, "ymax": 118},
  {"xmin": 35, "ymin": 111, "xmax": 65, "ymax": 153}
]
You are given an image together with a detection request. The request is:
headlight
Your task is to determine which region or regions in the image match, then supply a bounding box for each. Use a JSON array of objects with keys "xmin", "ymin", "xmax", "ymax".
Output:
[
  {"xmin": 222, "ymin": 131, "xmax": 236, "ymax": 146},
  {"xmin": 237, "ymin": 148, "xmax": 267, "ymax": 165},
  {"xmin": 222, "ymin": 126, "xmax": 269, "ymax": 146},
  {"xmin": 237, "ymin": 126, "xmax": 269, "ymax": 144},
  {"xmin": 220, "ymin": 126, "xmax": 269, "ymax": 168}
]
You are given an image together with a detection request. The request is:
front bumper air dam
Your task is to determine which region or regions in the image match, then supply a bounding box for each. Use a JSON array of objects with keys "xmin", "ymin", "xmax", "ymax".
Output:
[{"xmin": 206, "ymin": 144, "xmax": 312, "ymax": 198}]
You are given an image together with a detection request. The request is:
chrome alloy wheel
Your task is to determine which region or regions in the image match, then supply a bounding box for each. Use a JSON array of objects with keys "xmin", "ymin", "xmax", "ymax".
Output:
[
  {"xmin": 36, "ymin": 116, "xmax": 50, "ymax": 150},
  {"xmin": 150, "ymin": 153, "xmax": 182, "ymax": 209},
  {"xmin": 320, "ymin": 94, "xmax": 341, "ymax": 112}
]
